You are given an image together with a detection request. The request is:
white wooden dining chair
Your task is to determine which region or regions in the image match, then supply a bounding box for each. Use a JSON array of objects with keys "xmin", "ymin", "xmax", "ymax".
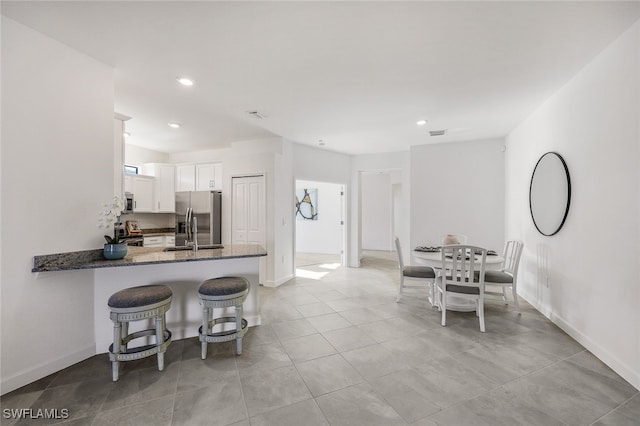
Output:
[
  {"xmin": 479, "ymin": 240, "xmax": 524, "ymax": 314},
  {"xmin": 436, "ymin": 245, "xmax": 488, "ymax": 332},
  {"xmin": 395, "ymin": 237, "xmax": 436, "ymax": 305}
]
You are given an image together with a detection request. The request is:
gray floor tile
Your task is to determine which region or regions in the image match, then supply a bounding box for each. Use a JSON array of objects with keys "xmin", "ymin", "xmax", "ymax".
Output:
[
  {"xmin": 593, "ymin": 394, "xmax": 640, "ymax": 425},
  {"xmin": 14, "ymin": 378, "xmax": 114, "ymax": 425},
  {"xmin": 47, "ymin": 356, "xmax": 112, "ymax": 389},
  {"xmin": 377, "ymin": 387, "xmax": 440, "ymax": 423},
  {"xmin": 409, "ymin": 356, "xmax": 500, "ymax": 409},
  {"xmin": 240, "ymin": 365, "xmax": 312, "ymax": 417},
  {"xmin": 305, "ymin": 313, "xmax": 352, "ymax": 333},
  {"xmin": 321, "ymin": 326, "xmax": 378, "ymax": 352},
  {"xmin": 428, "ymin": 390, "xmax": 565, "ymax": 426},
  {"xmin": 504, "ymin": 369, "xmax": 628, "ymax": 424},
  {"xmin": 172, "ymin": 377, "xmax": 247, "ymax": 425},
  {"xmin": 338, "ymin": 307, "xmax": 385, "ymax": 325},
  {"xmin": 529, "ymin": 358, "xmax": 638, "ymax": 409},
  {"xmin": 280, "ymin": 334, "xmax": 337, "ymax": 363},
  {"xmin": 92, "ymin": 395, "xmax": 174, "ymax": 426},
  {"xmin": 100, "ymin": 363, "xmax": 179, "ymax": 412},
  {"xmin": 295, "ymin": 302, "xmax": 336, "ymax": 317},
  {"xmin": 315, "ymin": 382, "xmax": 406, "ymax": 426},
  {"xmin": 296, "ymin": 354, "xmax": 364, "ymax": 396},
  {"xmin": 249, "ymin": 399, "xmax": 328, "ymax": 426},
  {"xmin": 341, "ymin": 344, "xmax": 409, "ymax": 380},
  {"xmin": 235, "ymin": 342, "xmax": 293, "ymax": 376},
  {"xmin": 243, "ymin": 324, "xmax": 279, "ymax": 347},
  {"xmin": 312, "ymin": 290, "xmax": 349, "ymax": 302},
  {"xmin": 451, "ymin": 341, "xmax": 560, "ymax": 384},
  {"xmin": 272, "ymin": 318, "xmax": 318, "ymax": 341},
  {"xmin": 176, "ymin": 356, "xmax": 238, "ymax": 394}
]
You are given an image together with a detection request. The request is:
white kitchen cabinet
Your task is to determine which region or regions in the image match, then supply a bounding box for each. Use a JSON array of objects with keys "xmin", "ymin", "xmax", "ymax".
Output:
[
  {"xmin": 142, "ymin": 163, "xmax": 175, "ymax": 212},
  {"xmin": 176, "ymin": 164, "xmax": 196, "ymax": 192},
  {"xmin": 123, "ymin": 173, "xmax": 133, "ymax": 194},
  {"xmin": 132, "ymin": 175, "xmax": 154, "ymax": 212},
  {"xmin": 143, "ymin": 236, "xmax": 163, "ymax": 247},
  {"xmin": 195, "ymin": 163, "xmax": 222, "ymax": 191},
  {"xmin": 143, "ymin": 235, "xmax": 175, "ymax": 248}
]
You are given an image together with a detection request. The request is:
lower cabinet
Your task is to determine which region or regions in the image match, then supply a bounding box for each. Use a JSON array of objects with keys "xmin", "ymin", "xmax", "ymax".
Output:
[{"xmin": 143, "ymin": 235, "xmax": 175, "ymax": 248}]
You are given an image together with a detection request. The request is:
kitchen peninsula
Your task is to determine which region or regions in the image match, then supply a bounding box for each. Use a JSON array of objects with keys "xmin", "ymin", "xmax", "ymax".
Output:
[{"xmin": 33, "ymin": 245, "xmax": 266, "ymax": 353}]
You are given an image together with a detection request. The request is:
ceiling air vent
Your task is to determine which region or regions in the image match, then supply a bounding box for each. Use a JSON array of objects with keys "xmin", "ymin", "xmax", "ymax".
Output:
[
  {"xmin": 246, "ymin": 111, "xmax": 265, "ymax": 119},
  {"xmin": 429, "ymin": 129, "xmax": 447, "ymax": 137}
]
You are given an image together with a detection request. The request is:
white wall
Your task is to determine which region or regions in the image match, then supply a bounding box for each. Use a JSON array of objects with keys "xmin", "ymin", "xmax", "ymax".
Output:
[
  {"xmin": 361, "ymin": 173, "xmax": 393, "ymax": 250},
  {"xmin": 1, "ymin": 18, "xmax": 114, "ymax": 393},
  {"xmin": 124, "ymin": 143, "xmax": 170, "ymax": 170},
  {"xmin": 410, "ymin": 139, "xmax": 505, "ymax": 253},
  {"xmin": 506, "ymin": 21, "xmax": 639, "ymax": 389},
  {"xmin": 296, "ymin": 180, "xmax": 343, "ymax": 254}
]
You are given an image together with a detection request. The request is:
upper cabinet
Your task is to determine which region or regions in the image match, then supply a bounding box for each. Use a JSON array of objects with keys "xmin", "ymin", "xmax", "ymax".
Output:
[
  {"xmin": 176, "ymin": 164, "xmax": 196, "ymax": 192},
  {"xmin": 142, "ymin": 163, "xmax": 175, "ymax": 213},
  {"xmin": 176, "ymin": 163, "xmax": 222, "ymax": 192},
  {"xmin": 196, "ymin": 163, "xmax": 222, "ymax": 191},
  {"xmin": 131, "ymin": 174, "xmax": 154, "ymax": 212}
]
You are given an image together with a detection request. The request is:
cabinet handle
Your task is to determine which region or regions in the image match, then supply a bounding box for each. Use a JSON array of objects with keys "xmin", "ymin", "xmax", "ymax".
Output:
[{"xmin": 158, "ymin": 201, "xmax": 160, "ymax": 209}]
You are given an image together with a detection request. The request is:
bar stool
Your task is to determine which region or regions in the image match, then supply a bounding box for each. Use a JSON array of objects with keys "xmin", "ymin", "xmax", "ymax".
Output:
[
  {"xmin": 107, "ymin": 284, "xmax": 172, "ymax": 381},
  {"xmin": 198, "ymin": 276, "xmax": 249, "ymax": 359}
]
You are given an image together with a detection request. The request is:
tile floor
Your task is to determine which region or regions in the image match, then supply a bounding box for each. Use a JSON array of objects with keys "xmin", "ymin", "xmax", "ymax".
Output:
[{"xmin": 1, "ymin": 251, "xmax": 638, "ymax": 425}]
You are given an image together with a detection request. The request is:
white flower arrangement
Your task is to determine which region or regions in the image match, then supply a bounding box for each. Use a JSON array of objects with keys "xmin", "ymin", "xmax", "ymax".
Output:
[{"xmin": 98, "ymin": 195, "xmax": 125, "ymax": 244}]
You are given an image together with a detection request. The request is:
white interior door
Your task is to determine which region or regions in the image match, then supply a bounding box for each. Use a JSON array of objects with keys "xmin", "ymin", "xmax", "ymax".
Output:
[{"xmin": 232, "ymin": 175, "xmax": 266, "ymax": 280}]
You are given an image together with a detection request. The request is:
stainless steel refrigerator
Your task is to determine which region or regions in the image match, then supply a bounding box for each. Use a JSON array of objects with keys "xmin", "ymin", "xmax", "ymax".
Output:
[{"xmin": 175, "ymin": 191, "xmax": 222, "ymax": 247}]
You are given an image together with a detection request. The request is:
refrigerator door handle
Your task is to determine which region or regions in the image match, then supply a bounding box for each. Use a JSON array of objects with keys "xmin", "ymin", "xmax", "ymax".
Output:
[{"xmin": 186, "ymin": 208, "xmax": 192, "ymax": 243}]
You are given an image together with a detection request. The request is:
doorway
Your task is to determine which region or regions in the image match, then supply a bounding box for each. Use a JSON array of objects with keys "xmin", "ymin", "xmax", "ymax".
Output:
[{"xmin": 294, "ymin": 180, "xmax": 346, "ymax": 277}]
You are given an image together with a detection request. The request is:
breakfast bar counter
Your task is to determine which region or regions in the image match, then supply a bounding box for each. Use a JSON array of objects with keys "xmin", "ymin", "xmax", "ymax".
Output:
[
  {"xmin": 32, "ymin": 244, "xmax": 267, "ymax": 272},
  {"xmin": 32, "ymin": 245, "xmax": 267, "ymax": 353}
]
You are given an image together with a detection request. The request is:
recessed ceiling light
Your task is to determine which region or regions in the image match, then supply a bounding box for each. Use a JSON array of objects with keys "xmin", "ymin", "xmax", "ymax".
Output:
[
  {"xmin": 168, "ymin": 122, "xmax": 181, "ymax": 128},
  {"xmin": 416, "ymin": 120, "xmax": 427, "ymax": 126},
  {"xmin": 176, "ymin": 77, "xmax": 194, "ymax": 86},
  {"xmin": 123, "ymin": 132, "xmax": 130, "ymax": 138}
]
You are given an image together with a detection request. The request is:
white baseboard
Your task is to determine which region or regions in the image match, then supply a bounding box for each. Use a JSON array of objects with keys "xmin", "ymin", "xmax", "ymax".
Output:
[
  {"xmin": 1, "ymin": 344, "xmax": 95, "ymax": 396},
  {"xmin": 262, "ymin": 274, "xmax": 295, "ymax": 288},
  {"xmin": 519, "ymin": 291, "xmax": 639, "ymax": 391}
]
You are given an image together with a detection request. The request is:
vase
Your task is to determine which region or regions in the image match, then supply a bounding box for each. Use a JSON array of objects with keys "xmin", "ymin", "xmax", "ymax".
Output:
[
  {"xmin": 103, "ymin": 242, "xmax": 127, "ymax": 260},
  {"xmin": 442, "ymin": 234, "xmax": 461, "ymax": 245}
]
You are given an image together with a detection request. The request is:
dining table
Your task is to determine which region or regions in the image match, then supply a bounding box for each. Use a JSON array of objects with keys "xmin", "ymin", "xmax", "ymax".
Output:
[{"xmin": 412, "ymin": 248, "xmax": 505, "ymax": 312}]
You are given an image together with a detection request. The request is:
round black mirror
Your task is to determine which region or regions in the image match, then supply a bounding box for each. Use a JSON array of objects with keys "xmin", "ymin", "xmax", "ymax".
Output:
[{"xmin": 529, "ymin": 152, "xmax": 571, "ymax": 236}]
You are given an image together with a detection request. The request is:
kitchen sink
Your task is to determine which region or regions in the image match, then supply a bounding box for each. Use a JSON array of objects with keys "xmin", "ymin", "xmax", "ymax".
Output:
[{"xmin": 163, "ymin": 244, "xmax": 224, "ymax": 251}]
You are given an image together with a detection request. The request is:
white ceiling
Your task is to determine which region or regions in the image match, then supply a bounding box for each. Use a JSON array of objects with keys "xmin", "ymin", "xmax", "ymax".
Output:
[{"xmin": 3, "ymin": 1, "xmax": 639, "ymax": 155}]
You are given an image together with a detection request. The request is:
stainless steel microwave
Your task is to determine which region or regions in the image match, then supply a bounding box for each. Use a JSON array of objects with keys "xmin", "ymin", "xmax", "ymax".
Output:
[{"xmin": 124, "ymin": 192, "xmax": 134, "ymax": 213}]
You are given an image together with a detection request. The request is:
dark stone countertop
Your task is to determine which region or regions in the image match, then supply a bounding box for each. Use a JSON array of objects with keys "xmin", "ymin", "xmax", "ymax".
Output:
[{"xmin": 32, "ymin": 244, "xmax": 267, "ymax": 273}]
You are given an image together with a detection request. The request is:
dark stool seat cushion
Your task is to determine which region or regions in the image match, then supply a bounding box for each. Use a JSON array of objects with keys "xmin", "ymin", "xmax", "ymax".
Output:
[
  {"xmin": 199, "ymin": 277, "xmax": 249, "ymax": 296},
  {"xmin": 403, "ymin": 266, "xmax": 436, "ymax": 279},
  {"xmin": 108, "ymin": 285, "xmax": 172, "ymax": 309},
  {"xmin": 474, "ymin": 270, "xmax": 513, "ymax": 283},
  {"xmin": 446, "ymin": 284, "xmax": 481, "ymax": 295}
]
